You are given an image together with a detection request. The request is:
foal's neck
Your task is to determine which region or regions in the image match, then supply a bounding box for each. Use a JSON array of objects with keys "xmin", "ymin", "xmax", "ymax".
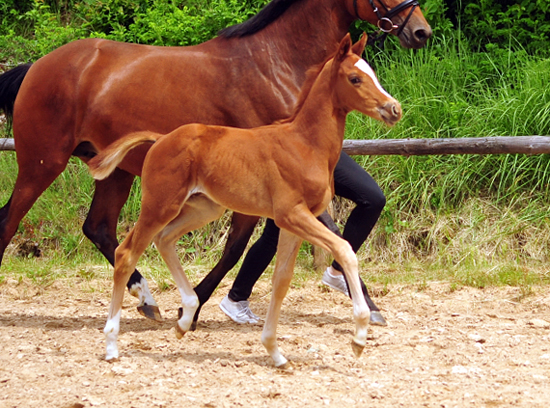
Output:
[{"xmin": 290, "ymin": 60, "xmax": 347, "ymax": 152}]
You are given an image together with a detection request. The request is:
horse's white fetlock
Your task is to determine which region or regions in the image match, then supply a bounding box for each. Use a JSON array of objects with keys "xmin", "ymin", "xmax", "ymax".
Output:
[
  {"xmin": 104, "ymin": 311, "xmax": 121, "ymax": 361},
  {"xmin": 129, "ymin": 278, "xmax": 158, "ymax": 308}
]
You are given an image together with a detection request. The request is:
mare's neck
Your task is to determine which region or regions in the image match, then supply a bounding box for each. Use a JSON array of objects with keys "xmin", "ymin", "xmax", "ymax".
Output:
[{"xmin": 227, "ymin": 0, "xmax": 354, "ymax": 82}]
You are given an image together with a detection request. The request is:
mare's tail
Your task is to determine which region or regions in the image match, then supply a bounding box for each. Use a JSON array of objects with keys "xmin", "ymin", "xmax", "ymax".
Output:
[
  {"xmin": 0, "ymin": 64, "xmax": 32, "ymax": 118},
  {"xmin": 88, "ymin": 131, "xmax": 162, "ymax": 180}
]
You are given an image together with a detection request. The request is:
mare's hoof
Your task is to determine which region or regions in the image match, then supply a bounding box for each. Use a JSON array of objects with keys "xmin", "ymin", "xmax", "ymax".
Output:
[
  {"xmin": 190, "ymin": 321, "xmax": 198, "ymax": 331},
  {"xmin": 369, "ymin": 311, "xmax": 387, "ymax": 326},
  {"xmin": 137, "ymin": 304, "xmax": 162, "ymax": 321},
  {"xmin": 351, "ymin": 340, "xmax": 365, "ymax": 358}
]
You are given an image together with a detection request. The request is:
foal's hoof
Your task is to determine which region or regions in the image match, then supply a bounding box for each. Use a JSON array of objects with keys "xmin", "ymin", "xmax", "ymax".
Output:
[
  {"xmin": 351, "ymin": 340, "xmax": 365, "ymax": 358},
  {"xmin": 137, "ymin": 304, "xmax": 162, "ymax": 321},
  {"xmin": 178, "ymin": 307, "xmax": 198, "ymax": 331},
  {"xmin": 275, "ymin": 360, "xmax": 290, "ymax": 370},
  {"xmin": 175, "ymin": 323, "xmax": 186, "ymax": 340},
  {"xmin": 369, "ymin": 311, "xmax": 387, "ymax": 326}
]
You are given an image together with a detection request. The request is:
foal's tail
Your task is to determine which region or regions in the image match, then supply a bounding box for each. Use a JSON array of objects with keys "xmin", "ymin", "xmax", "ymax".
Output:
[
  {"xmin": 88, "ymin": 131, "xmax": 162, "ymax": 180},
  {"xmin": 0, "ymin": 64, "xmax": 32, "ymax": 119}
]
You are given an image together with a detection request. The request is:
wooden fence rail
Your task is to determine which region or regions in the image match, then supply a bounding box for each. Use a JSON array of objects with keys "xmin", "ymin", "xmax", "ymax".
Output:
[
  {"xmin": 0, "ymin": 138, "xmax": 14, "ymax": 151},
  {"xmin": 342, "ymin": 136, "xmax": 550, "ymax": 156},
  {"xmin": 2, "ymin": 136, "xmax": 550, "ymax": 155}
]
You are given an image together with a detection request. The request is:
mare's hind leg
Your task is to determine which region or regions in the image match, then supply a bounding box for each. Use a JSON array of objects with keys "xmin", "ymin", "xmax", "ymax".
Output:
[
  {"xmin": 0, "ymin": 150, "xmax": 70, "ymax": 265},
  {"xmin": 191, "ymin": 212, "xmax": 259, "ymax": 330},
  {"xmin": 82, "ymin": 168, "xmax": 161, "ymax": 321},
  {"xmin": 152, "ymin": 195, "xmax": 226, "ymax": 337},
  {"xmin": 261, "ymin": 230, "xmax": 302, "ymax": 368}
]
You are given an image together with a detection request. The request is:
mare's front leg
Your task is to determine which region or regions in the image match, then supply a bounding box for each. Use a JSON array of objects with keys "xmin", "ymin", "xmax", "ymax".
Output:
[
  {"xmin": 191, "ymin": 212, "xmax": 259, "ymax": 330},
  {"xmin": 261, "ymin": 230, "xmax": 302, "ymax": 368},
  {"xmin": 83, "ymin": 168, "xmax": 161, "ymax": 321}
]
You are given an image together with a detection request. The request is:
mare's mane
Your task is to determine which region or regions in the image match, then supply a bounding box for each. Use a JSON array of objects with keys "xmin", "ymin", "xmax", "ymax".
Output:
[{"xmin": 218, "ymin": 0, "xmax": 304, "ymax": 38}]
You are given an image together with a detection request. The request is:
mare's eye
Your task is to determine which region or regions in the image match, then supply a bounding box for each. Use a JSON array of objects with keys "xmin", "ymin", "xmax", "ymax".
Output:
[{"xmin": 349, "ymin": 76, "xmax": 362, "ymax": 86}]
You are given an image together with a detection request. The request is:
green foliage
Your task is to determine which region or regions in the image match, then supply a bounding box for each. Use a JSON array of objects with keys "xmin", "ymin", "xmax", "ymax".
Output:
[
  {"xmin": 0, "ymin": 0, "xmax": 88, "ymax": 62},
  {"xmin": 445, "ymin": 0, "xmax": 550, "ymax": 56},
  {"xmin": 0, "ymin": 0, "xmax": 268, "ymax": 61},
  {"xmin": 118, "ymin": 0, "xmax": 264, "ymax": 46}
]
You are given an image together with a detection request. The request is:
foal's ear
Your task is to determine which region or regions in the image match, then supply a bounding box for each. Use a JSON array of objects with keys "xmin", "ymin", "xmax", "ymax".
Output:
[
  {"xmin": 336, "ymin": 33, "xmax": 353, "ymax": 62},
  {"xmin": 351, "ymin": 32, "xmax": 368, "ymax": 56}
]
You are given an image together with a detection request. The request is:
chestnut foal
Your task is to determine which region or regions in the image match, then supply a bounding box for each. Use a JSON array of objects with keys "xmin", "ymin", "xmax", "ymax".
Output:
[{"xmin": 89, "ymin": 34, "xmax": 401, "ymax": 367}]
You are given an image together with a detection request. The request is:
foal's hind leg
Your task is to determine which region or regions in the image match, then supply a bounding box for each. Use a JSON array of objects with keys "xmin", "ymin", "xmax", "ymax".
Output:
[
  {"xmin": 261, "ymin": 230, "xmax": 302, "ymax": 368},
  {"xmin": 83, "ymin": 168, "xmax": 160, "ymax": 321},
  {"xmin": 0, "ymin": 150, "xmax": 70, "ymax": 265},
  {"xmin": 191, "ymin": 212, "xmax": 259, "ymax": 330},
  {"xmin": 153, "ymin": 195, "xmax": 226, "ymax": 337},
  {"xmin": 104, "ymin": 219, "xmax": 167, "ymax": 360}
]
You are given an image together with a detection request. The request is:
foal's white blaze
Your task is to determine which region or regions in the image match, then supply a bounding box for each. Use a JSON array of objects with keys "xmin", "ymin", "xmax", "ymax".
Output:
[{"xmin": 354, "ymin": 59, "xmax": 392, "ymax": 99}]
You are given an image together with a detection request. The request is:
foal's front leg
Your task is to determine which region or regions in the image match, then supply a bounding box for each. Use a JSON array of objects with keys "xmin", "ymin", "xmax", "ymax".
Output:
[
  {"xmin": 261, "ymin": 230, "xmax": 303, "ymax": 368},
  {"xmin": 277, "ymin": 208, "xmax": 371, "ymax": 358}
]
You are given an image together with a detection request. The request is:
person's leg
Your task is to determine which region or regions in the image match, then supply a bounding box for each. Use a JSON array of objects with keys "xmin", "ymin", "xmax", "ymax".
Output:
[
  {"xmin": 321, "ymin": 152, "xmax": 388, "ymax": 325},
  {"xmin": 332, "ymin": 152, "xmax": 385, "ymax": 272},
  {"xmin": 219, "ymin": 219, "xmax": 280, "ymax": 323}
]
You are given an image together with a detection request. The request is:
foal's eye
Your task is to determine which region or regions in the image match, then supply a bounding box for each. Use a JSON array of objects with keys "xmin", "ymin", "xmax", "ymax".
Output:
[{"xmin": 349, "ymin": 76, "xmax": 362, "ymax": 86}]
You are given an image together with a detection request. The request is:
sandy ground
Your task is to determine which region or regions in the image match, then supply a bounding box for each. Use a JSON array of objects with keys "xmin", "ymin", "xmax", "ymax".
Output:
[{"xmin": 1, "ymin": 277, "xmax": 549, "ymax": 408}]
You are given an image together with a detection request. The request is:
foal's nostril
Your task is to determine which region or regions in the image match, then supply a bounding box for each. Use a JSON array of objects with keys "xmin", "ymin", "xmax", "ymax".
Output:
[{"xmin": 391, "ymin": 104, "xmax": 400, "ymax": 117}]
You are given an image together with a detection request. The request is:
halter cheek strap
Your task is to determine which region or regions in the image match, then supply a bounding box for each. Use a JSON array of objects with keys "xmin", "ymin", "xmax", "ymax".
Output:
[{"xmin": 353, "ymin": 0, "xmax": 420, "ymax": 48}]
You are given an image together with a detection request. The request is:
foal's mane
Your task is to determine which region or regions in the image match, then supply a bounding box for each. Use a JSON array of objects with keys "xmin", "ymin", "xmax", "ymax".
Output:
[
  {"xmin": 277, "ymin": 57, "xmax": 331, "ymax": 124},
  {"xmin": 218, "ymin": 0, "xmax": 304, "ymax": 38}
]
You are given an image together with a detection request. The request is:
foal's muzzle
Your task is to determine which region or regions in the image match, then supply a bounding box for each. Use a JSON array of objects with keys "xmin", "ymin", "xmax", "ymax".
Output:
[{"xmin": 378, "ymin": 101, "xmax": 402, "ymax": 126}]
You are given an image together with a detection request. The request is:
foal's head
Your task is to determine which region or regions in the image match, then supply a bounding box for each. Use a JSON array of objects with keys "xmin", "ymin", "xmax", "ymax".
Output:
[{"xmin": 332, "ymin": 33, "xmax": 402, "ymax": 126}]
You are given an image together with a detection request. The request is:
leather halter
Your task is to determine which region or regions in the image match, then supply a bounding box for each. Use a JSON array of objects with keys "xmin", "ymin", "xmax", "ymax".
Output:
[{"xmin": 353, "ymin": 0, "xmax": 420, "ymax": 47}]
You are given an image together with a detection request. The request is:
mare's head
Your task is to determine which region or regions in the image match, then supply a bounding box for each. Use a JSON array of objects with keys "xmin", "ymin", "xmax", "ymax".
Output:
[
  {"xmin": 347, "ymin": 0, "xmax": 432, "ymax": 48},
  {"xmin": 332, "ymin": 33, "xmax": 402, "ymax": 126}
]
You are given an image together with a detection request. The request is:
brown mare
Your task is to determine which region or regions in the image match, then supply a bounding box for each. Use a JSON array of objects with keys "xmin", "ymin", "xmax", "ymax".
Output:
[
  {"xmin": 0, "ymin": 0, "xmax": 430, "ymax": 323},
  {"xmin": 89, "ymin": 33, "xmax": 402, "ymax": 366}
]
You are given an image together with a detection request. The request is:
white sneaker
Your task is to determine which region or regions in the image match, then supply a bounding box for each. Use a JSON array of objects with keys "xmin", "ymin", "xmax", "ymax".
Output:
[
  {"xmin": 219, "ymin": 295, "xmax": 260, "ymax": 324},
  {"xmin": 322, "ymin": 266, "xmax": 350, "ymax": 296}
]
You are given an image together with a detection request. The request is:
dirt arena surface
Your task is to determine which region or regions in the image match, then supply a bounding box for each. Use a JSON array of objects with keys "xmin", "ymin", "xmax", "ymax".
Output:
[{"xmin": 1, "ymin": 277, "xmax": 549, "ymax": 408}]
